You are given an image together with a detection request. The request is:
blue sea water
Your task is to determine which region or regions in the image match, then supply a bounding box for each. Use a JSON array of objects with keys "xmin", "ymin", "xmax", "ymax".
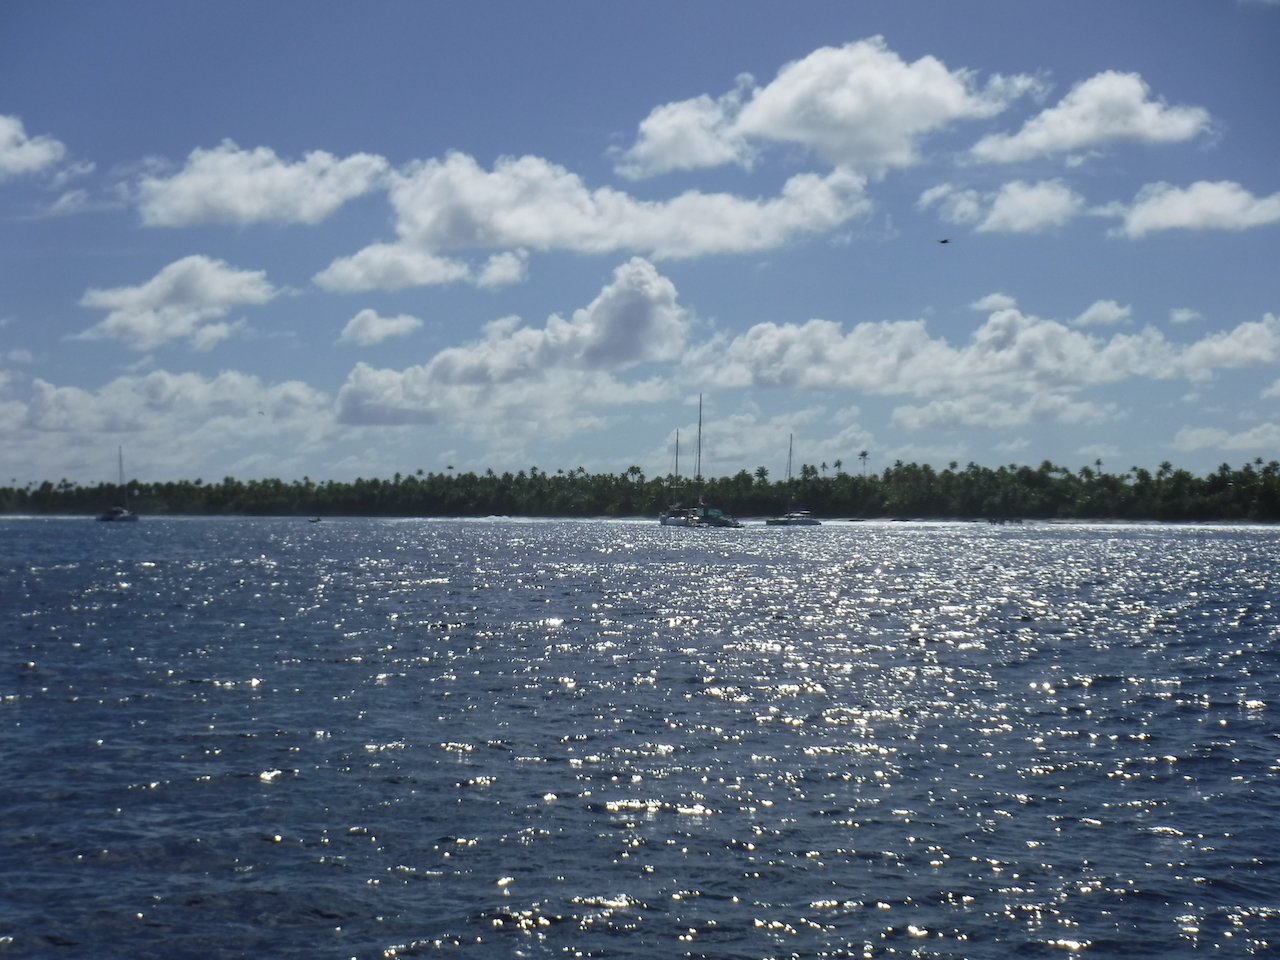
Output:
[{"xmin": 1, "ymin": 516, "xmax": 1279, "ymax": 959}]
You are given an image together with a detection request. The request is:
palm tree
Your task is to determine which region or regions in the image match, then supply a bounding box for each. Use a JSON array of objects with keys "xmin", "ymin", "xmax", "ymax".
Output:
[
  {"xmin": 859, "ymin": 450, "xmax": 869, "ymax": 476},
  {"xmin": 755, "ymin": 465, "xmax": 769, "ymax": 483}
]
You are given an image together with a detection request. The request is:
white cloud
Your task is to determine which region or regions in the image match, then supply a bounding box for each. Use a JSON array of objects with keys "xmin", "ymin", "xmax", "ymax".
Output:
[
  {"xmin": 318, "ymin": 152, "xmax": 870, "ymax": 290},
  {"xmin": 970, "ymin": 293, "xmax": 1018, "ymax": 311},
  {"xmin": 136, "ymin": 140, "xmax": 389, "ymax": 226},
  {"xmin": 891, "ymin": 393, "xmax": 1113, "ymax": 430},
  {"xmin": 921, "ymin": 179, "xmax": 1086, "ymax": 233},
  {"xmin": 0, "ymin": 115, "xmax": 67, "ymax": 181},
  {"xmin": 618, "ymin": 38, "xmax": 1037, "ymax": 178},
  {"xmin": 338, "ymin": 309, "xmax": 424, "ymax": 346},
  {"xmin": 49, "ymin": 159, "xmax": 95, "ymax": 190},
  {"xmin": 78, "ymin": 255, "xmax": 276, "ymax": 350},
  {"xmin": 46, "ymin": 189, "xmax": 93, "ymax": 216},
  {"xmin": 313, "ymin": 244, "xmax": 472, "ymax": 292},
  {"xmin": 970, "ymin": 71, "xmax": 1210, "ymax": 163},
  {"xmin": 16, "ymin": 369, "xmax": 328, "ymax": 434},
  {"xmin": 977, "ymin": 179, "xmax": 1085, "ymax": 233},
  {"xmin": 1, "ymin": 367, "xmax": 336, "ymax": 482},
  {"xmin": 336, "ymin": 258, "xmax": 686, "ymax": 432},
  {"xmin": 614, "ymin": 76, "xmax": 755, "ymax": 179},
  {"xmin": 1073, "ymin": 300, "xmax": 1131, "ymax": 326},
  {"xmin": 190, "ymin": 317, "xmax": 249, "ymax": 352},
  {"xmin": 475, "ymin": 250, "xmax": 529, "ymax": 288},
  {"xmin": 1262, "ymin": 379, "xmax": 1280, "ymax": 399},
  {"xmin": 918, "ymin": 183, "xmax": 984, "ymax": 225},
  {"xmin": 1173, "ymin": 423, "xmax": 1280, "ymax": 452},
  {"xmin": 1115, "ymin": 181, "xmax": 1280, "ymax": 238},
  {"xmin": 1171, "ymin": 308, "xmax": 1202, "ymax": 324},
  {"xmin": 683, "ymin": 305, "xmax": 1280, "ymax": 430}
]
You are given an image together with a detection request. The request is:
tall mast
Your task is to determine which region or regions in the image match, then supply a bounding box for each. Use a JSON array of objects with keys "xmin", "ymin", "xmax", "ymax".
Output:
[
  {"xmin": 787, "ymin": 434, "xmax": 794, "ymax": 512},
  {"xmin": 119, "ymin": 447, "xmax": 127, "ymax": 508},
  {"xmin": 674, "ymin": 429, "xmax": 680, "ymax": 480},
  {"xmin": 695, "ymin": 394, "xmax": 702, "ymax": 482}
]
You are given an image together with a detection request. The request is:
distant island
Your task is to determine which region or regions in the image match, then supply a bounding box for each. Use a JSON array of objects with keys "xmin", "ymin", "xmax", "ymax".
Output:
[{"xmin": 4, "ymin": 459, "xmax": 1279, "ymax": 522}]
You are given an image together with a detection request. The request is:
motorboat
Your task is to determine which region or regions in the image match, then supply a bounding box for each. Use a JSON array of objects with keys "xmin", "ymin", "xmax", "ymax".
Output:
[
  {"xmin": 765, "ymin": 434, "xmax": 820, "ymax": 526},
  {"xmin": 97, "ymin": 504, "xmax": 139, "ymax": 522},
  {"xmin": 766, "ymin": 510, "xmax": 820, "ymax": 526},
  {"xmin": 692, "ymin": 506, "xmax": 743, "ymax": 528}
]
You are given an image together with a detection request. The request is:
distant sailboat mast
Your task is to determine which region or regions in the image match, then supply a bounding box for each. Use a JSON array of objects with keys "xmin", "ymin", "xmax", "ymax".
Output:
[
  {"xmin": 119, "ymin": 446, "xmax": 127, "ymax": 510},
  {"xmin": 695, "ymin": 394, "xmax": 703, "ymax": 482}
]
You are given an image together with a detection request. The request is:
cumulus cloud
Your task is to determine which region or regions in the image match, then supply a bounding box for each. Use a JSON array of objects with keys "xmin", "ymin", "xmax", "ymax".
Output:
[
  {"xmin": 1171, "ymin": 308, "xmax": 1202, "ymax": 324},
  {"xmin": 1173, "ymin": 423, "xmax": 1280, "ymax": 452},
  {"xmin": 475, "ymin": 250, "xmax": 529, "ymax": 288},
  {"xmin": 614, "ymin": 75, "xmax": 756, "ymax": 179},
  {"xmin": 921, "ymin": 179, "xmax": 1086, "ymax": 233},
  {"xmin": 136, "ymin": 140, "xmax": 389, "ymax": 226},
  {"xmin": 979, "ymin": 179, "xmax": 1086, "ymax": 233},
  {"xmin": 338, "ymin": 309, "xmax": 424, "ymax": 346},
  {"xmin": 1073, "ymin": 300, "xmax": 1131, "ymax": 326},
  {"xmin": 336, "ymin": 258, "xmax": 686, "ymax": 431},
  {"xmin": 1, "ymin": 367, "xmax": 335, "ymax": 481},
  {"xmin": 0, "ymin": 115, "xmax": 67, "ymax": 181},
  {"xmin": 682, "ymin": 304, "xmax": 1280, "ymax": 430},
  {"xmin": 618, "ymin": 38, "xmax": 1036, "ymax": 179},
  {"xmin": 1114, "ymin": 181, "xmax": 1280, "ymax": 238},
  {"xmin": 971, "ymin": 293, "xmax": 1018, "ymax": 311},
  {"xmin": 970, "ymin": 71, "xmax": 1210, "ymax": 163},
  {"xmin": 313, "ymin": 245, "xmax": 472, "ymax": 292},
  {"xmin": 78, "ymin": 255, "xmax": 276, "ymax": 350},
  {"xmin": 891, "ymin": 393, "xmax": 1113, "ymax": 431},
  {"xmin": 918, "ymin": 183, "xmax": 983, "ymax": 225},
  {"xmin": 317, "ymin": 152, "xmax": 870, "ymax": 290}
]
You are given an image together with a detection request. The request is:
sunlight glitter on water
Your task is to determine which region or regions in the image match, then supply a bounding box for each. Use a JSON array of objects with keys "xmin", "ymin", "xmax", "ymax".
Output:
[{"xmin": 2, "ymin": 517, "xmax": 1278, "ymax": 957}]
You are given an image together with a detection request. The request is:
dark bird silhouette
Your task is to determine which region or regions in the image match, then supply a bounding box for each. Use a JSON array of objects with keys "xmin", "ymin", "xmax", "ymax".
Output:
[{"xmin": 939, "ymin": 239, "xmax": 950, "ymax": 243}]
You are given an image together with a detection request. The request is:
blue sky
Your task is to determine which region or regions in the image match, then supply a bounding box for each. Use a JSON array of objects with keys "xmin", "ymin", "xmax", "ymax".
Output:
[{"xmin": 2, "ymin": 0, "xmax": 1279, "ymax": 484}]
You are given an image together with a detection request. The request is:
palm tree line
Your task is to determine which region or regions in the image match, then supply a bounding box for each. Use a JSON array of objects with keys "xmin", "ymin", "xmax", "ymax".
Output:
[{"xmin": 4, "ymin": 458, "xmax": 1280, "ymax": 521}]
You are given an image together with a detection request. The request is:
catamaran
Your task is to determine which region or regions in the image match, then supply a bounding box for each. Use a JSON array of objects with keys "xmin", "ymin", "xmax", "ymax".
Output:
[{"xmin": 659, "ymin": 396, "xmax": 742, "ymax": 528}]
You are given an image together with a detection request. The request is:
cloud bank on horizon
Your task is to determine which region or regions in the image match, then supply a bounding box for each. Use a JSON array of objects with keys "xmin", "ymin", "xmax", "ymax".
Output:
[{"xmin": 1, "ymin": 5, "xmax": 1277, "ymax": 484}]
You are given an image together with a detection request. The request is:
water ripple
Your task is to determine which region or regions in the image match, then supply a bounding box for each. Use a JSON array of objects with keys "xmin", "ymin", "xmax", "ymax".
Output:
[{"xmin": 2, "ymin": 517, "xmax": 1278, "ymax": 957}]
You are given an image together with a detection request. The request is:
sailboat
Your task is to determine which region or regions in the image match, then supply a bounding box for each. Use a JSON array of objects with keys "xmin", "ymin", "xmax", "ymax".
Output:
[
  {"xmin": 658, "ymin": 428, "xmax": 695, "ymax": 525},
  {"xmin": 658, "ymin": 396, "xmax": 742, "ymax": 528},
  {"xmin": 766, "ymin": 434, "xmax": 820, "ymax": 525},
  {"xmin": 97, "ymin": 447, "xmax": 139, "ymax": 521}
]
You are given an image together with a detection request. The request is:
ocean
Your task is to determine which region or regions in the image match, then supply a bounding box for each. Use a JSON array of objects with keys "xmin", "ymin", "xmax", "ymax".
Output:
[{"xmin": 2, "ymin": 516, "xmax": 1278, "ymax": 958}]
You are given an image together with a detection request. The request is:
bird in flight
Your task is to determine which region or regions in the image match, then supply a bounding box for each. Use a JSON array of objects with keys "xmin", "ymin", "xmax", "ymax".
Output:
[{"xmin": 939, "ymin": 239, "xmax": 950, "ymax": 244}]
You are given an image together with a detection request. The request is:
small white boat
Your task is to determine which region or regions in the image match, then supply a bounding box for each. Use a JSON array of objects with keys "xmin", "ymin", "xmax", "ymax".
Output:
[
  {"xmin": 766, "ymin": 510, "xmax": 820, "ymax": 526},
  {"xmin": 766, "ymin": 434, "xmax": 820, "ymax": 526}
]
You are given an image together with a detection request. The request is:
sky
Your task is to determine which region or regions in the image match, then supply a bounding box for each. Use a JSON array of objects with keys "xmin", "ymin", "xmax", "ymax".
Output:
[{"xmin": 2, "ymin": 0, "xmax": 1279, "ymax": 485}]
